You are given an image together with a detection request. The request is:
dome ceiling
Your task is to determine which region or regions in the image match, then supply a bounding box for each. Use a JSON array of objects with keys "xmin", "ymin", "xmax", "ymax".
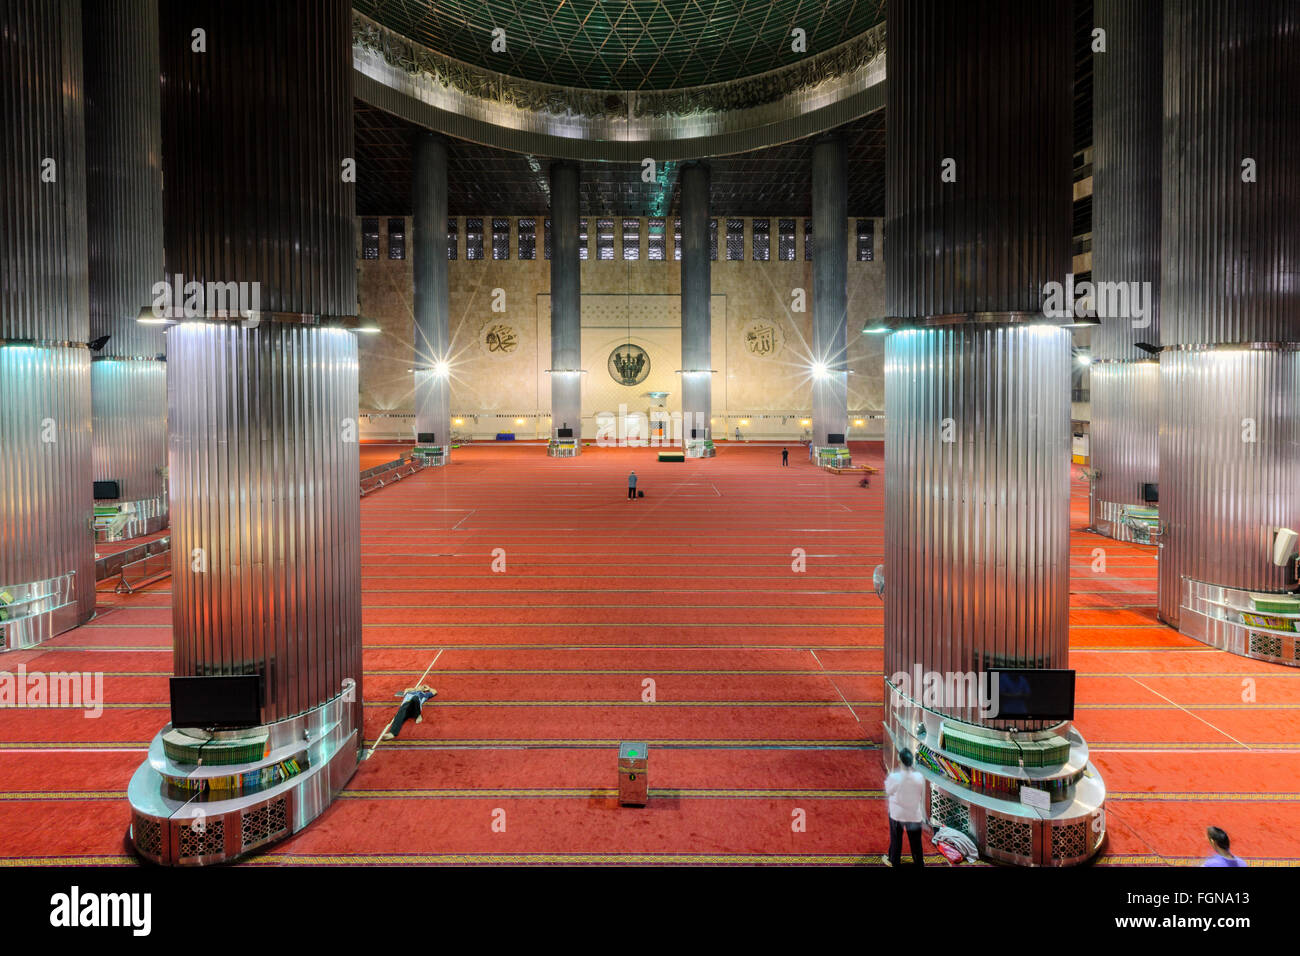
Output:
[{"xmin": 353, "ymin": 0, "xmax": 887, "ymax": 91}]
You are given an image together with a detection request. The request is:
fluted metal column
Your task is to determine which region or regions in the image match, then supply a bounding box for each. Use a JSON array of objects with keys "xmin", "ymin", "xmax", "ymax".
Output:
[
  {"xmin": 413, "ymin": 132, "xmax": 451, "ymax": 454},
  {"xmin": 549, "ymin": 161, "xmax": 583, "ymax": 451},
  {"xmin": 812, "ymin": 135, "xmax": 849, "ymax": 448},
  {"xmin": 1089, "ymin": 0, "xmax": 1162, "ymax": 536},
  {"xmin": 84, "ymin": 0, "xmax": 168, "ymax": 520},
  {"xmin": 0, "ymin": 0, "xmax": 94, "ymax": 648},
  {"xmin": 1158, "ymin": 0, "xmax": 1300, "ymax": 627},
  {"xmin": 157, "ymin": 0, "xmax": 360, "ymax": 721},
  {"xmin": 884, "ymin": 0, "xmax": 1075, "ymax": 700},
  {"xmin": 680, "ymin": 162, "xmax": 712, "ymax": 450}
]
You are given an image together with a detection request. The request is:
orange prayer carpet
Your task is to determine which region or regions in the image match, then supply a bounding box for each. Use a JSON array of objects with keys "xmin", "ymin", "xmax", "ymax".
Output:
[{"xmin": 2, "ymin": 441, "xmax": 1297, "ymax": 867}]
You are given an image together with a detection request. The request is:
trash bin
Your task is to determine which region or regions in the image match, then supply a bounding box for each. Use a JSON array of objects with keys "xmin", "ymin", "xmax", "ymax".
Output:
[{"xmin": 618, "ymin": 741, "xmax": 648, "ymax": 807}]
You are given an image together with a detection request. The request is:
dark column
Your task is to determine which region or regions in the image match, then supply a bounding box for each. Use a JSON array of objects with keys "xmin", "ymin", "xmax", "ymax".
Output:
[
  {"xmin": 84, "ymin": 0, "xmax": 168, "ymax": 537},
  {"xmin": 679, "ymin": 162, "xmax": 713, "ymax": 455},
  {"xmin": 0, "ymin": 0, "xmax": 93, "ymax": 650},
  {"xmin": 549, "ymin": 161, "xmax": 582, "ymax": 454},
  {"xmin": 413, "ymin": 132, "xmax": 451, "ymax": 459},
  {"xmin": 883, "ymin": 0, "xmax": 1105, "ymax": 866},
  {"xmin": 1088, "ymin": 0, "xmax": 1163, "ymax": 538},
  {"xmin": 1158, "ymin": 0, "xmax": 1300, "ymax": 632},
  {"xmin": 128, "ymin": 0, "xmax": 362, "ymax": 865},
  {"xmin": 811, "ymin": 135, "xmax": 849, "ymax": 452}
]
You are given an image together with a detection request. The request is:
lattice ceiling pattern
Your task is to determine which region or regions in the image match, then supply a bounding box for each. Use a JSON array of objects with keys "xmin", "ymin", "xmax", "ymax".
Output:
[
  {"xmin": 355, "ymin": 101, "xmax": 886, "ymax": 217},
  {"xmin": 355, "ymin": 0, "xmax": 887, "ymax": 91}
]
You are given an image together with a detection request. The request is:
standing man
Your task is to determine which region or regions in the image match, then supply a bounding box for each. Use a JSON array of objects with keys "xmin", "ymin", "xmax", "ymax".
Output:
[
  {"xmin": 628, "ymin": 470, "xmax": 638, "ymax": 500},
  {"xmin": 781, "ymin": 447, "xmax": 789, "ymax": 467},
  {"xmin": 883, "ymin": 748, "xmax": 927, "ymax": 866}
]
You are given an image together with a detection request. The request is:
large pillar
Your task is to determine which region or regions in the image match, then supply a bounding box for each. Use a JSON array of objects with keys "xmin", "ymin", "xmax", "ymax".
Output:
[
  {"xmin": 1088, "ymin": 0, "xmax": 1162, "ymax": 539},
  {"xmin": 548, "ymin": 161, "xmax": 583, "ymax": 455},
  {"xmin": 679, "ymin": 162, "xmax": 714, "ymax": 456},
  {"xmin": 412, "ymin": 132, "xmax": 451, "ymax": 463},
  {"xmin": 811, "ymin": 135, "xmax": 849, "ymax": 460},
  {"xmin": 882, "ymin": 0, "xmax": 1105, "ymax": 866},
  {"xmin": 0, "ymin": 0, "xmax": 94, "ymax": 651},
  {"xmin": 127, "ymin": 0, "xmax": 363, "ymax": 865},
  {"xmin": 1159, "ymin": 0, "xmax": 1300, "ymax": 648},
  {"xmin": 84, "ymin": 0, "xmax": 169, "ymax": 540}
]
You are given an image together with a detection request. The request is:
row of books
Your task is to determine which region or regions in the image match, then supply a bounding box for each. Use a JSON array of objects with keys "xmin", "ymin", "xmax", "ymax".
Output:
[
  {"xmin": 167, "ymin": 757, "xmax": 305, "ymax": 797},
  {"xmin": 941, "ymin": 728, "xmax": 1071, "ymax": 768},
  {"xmin": 917, "ymin": 744, "xmax": 1080, "ymax": 804}
]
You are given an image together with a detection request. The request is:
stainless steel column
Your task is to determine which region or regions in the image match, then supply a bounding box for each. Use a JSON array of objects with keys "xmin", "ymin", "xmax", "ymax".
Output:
[
  {"xmin": 1158, "ymin": 0, "xmax": 1300, "ymax": 627},
  {"xmin": 679, "ymin": 162, "xmax": 712, "ymax": 451},
  {"xmin": 84, "ymin": 0, "xmax": 168, "ymax": 524},
  {"xmin": 549, "ymin": 160, "xmax": 583, "ymax": 451},
  {"xmin": 0, "ymin": 0, "xmax": 95, "ymax": 648},
  {"xmin": 156, "ymin": 0, "xmax": 360, "ymax": 721},
  {"xmin": 882, "ymin": 0, "xmax": 1103, "ymax": 867},
  {"xmin": 413, "ymin": 132, "xmax": 451, "ymax": 455},
  {"xmin": 1089, "ymin": 0, "xmax": 1162, "ymax": 536},
  {"xmin": 812, "ymin": 135, "xmax": 849, "ymax": 449}
]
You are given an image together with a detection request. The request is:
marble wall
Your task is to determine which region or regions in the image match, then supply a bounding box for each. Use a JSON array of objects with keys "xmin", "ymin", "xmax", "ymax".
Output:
[{"xmin": 357, "ymin": 216, "xmax": 885, "ymax": 441}]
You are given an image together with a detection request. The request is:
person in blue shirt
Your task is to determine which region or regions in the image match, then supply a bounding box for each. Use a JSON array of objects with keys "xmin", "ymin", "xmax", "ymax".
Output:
[
  {"xmin": 380, "ymin": 684, "xmax": 437, "ymax": 741},
  {"xmin": 628, "ymin": 471, "xmax": 638, "ymax": 500},
  {"xmin": 1202, "ymin": 826, "xmax": 1247, "ymax": 866}
]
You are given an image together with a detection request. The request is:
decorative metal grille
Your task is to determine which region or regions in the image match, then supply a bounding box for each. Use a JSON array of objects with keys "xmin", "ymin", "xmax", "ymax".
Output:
[
  {"xmin": 465, "ymin": 217, "xmax": 483, "ymax": 260},
  {"xmin": 361, "ymin": 217, "xmax": 379, "ymax": 260},
  {"xmin": 647, "ymin": 218, "xmax": 665, "ymax": 261},
  {"xmin": 133, "ymin": 815, "xmax": 163, "ymax": 859},
  {"xmin": 622, "ymin": 218, "xmax": 640, "ymax": 260},
  {"xmin": 491, "ymin": 217, "xmax": 510, "ymax": 260},
  {"xmin": 1051, "ymin": 820, "xmax": 1089, "ymax": 861},
  {"xmin": 930, "ymin": 789, "xmax": 972, "ymax": 837},
  {"xmin": 178, "ymin": 818, "xmax": 225, "ymax": 861},
  {"xmin": 725, "ymin": 218, "xmax": 744, "ymax": 260},
  {"xmin": 778, "ymin": 219, "xmax": 796, "ymax": 260},
  {"xmin": 518, "ymin": 218, "xmax": 536, "ymax": 259},
  {"xmin": 751, "ymin": 218, "xmax": 770, "ymax": 260},
  {"xmin": 856, "ymin": 218, "xmax": 874, "ymax": 261},
  {"xmin": 986, "ymin": 814, "xmax": 1034, "ymax": 860},
  {"xmin": 447, "ymin": 218, "xmax": 458, "ymax": 259}
]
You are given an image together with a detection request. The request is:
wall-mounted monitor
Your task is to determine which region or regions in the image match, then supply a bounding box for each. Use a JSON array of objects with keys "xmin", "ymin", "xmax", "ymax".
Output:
[
  {"xmin": 1142, "ymin": 482, "xmax": 1159, "ymax": 503},
  {"xmin": 989, "ymin": 669, "xmax": 1075, "ymax": 722},
  {"xmin": 827, "ymin": 433, "xmax": 845, "ymax": 445},
  {"xmin": 169, "ymin": 675, "xmax": 264, "ymax": 730},
  {"xmin": 417, "ymin": 432, "xmax": 436, "ymax": 444},
  {"xmin": 93, "ymin": 480, "xmax": 121, "ymax": 500},
  {"xmin": 557, "ymin": 427, "xmax": 573, "ymax": 438}
]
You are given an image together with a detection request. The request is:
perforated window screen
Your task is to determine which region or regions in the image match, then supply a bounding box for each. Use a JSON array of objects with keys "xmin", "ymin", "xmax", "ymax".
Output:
[
  {"xmin": 361, "ymin": 218, "xmax": 379, "ymax": 260},
  {"xmin": 622, "ymin": 218, "xmax": 640, "ymax": 260},
  {"xmin": 387, "ymin": 218, "xmax": 406, "ymax": 260},
  {"xmin": 596, "ymin": 218, "xmax": 615, "ymax": 260},
  {"xmin": 778, "ymin": 219, "xmax": 796, "ymax": 261},
  {"xmin": 543, "ymin": 218, "xmax": 551, "ymax": 260},
  {"xmin": 447, "ymin": 219, "xmax": 458, "ymax": 260},
  {"xmin": 518, "ymin": 218, "xmax": 536, "ymax": 260},
  {"xmin": 579, "ymin": 218, "xmax": 589, "ymax": 260},
  {"xmin": 804, "ymin": 219, "xmax": 813, "ymax": 261},
  {"xmin": 709, "ymin": 218, "xmax": 718, "ymax": 260},
  {"xmin": 674, "ymin": 218, "xmax": 718, "ymax": 260},
  {"xmin": 466, "ymin": 217, "xmax": 484, "ymax": 260},
  {"xmin": 856, "ymin": 219, "xmax": 874, "ymax": 261},
  {"xmin": 751, "ymin": 218, "xmax": 770, "ymax": 261},
  {"xmin": 674, "ymin": 217, "xmax": 681, "ymax": 261},
  {"xmin": 492, "ymin": 218, "xmax": 510, "ymax": 260},
  {"xmin": 648, "ymin": 218, "xmax": 665, "ymax": 261},
  {"xmin": 726, "ymin": 219, "xmax": 744, "ymax": 261}
]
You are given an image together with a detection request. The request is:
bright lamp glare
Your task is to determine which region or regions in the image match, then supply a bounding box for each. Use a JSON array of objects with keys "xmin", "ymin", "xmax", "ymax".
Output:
[{"xmin": 811, "ymin": 362, "xmax": 828, "ymax": 379}]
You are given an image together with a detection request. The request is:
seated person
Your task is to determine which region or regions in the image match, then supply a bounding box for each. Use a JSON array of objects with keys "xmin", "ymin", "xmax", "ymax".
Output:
[{"xmin": 380, "ymin": 684, "xmax": 437, "ymax": 741}]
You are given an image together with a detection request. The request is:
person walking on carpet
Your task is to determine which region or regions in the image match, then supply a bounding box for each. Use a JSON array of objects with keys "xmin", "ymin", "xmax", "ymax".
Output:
[
  {"xmin": 883, "ymin": 748, "xmax": 927, "ymax": 866},
  {"xmin": 1202, "ymin": 826, "xmax": 1247, "ymax": 866},
  {"xmin": 380, "ymin": 684, "xmax": 437, "ymax": 741},
  {"xmin": 628, "ymin": 470, "xmax": 638, "ymax": 500}
]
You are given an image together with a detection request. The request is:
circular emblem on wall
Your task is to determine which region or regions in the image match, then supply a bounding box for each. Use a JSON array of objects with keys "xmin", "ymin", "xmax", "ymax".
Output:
[
  {"xmin": 743, "ymin": 320, "xmax": 785, "ymax": 358},
  {"xmin": 608, "ymin": 343, "xmax": 650, "ymax": 386},
  {"xmin": 481, "ymin": 323, "xmax": 518, "ymax": 354}
]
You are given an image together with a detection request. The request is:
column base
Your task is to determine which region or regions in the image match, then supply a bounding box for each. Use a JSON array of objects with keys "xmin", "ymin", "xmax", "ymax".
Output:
[
  {"xmin": 812, "ymin": 445, "xmax": 851, "ymax": 469},
  {"xmin": 1090, "ymin": 500, "xmax": 1161, "ymax": 544},
  {"xmin": 1179, "ymin": 578, "xmax": 1300, "ymax": 667},
  {"xmin": 883, "ymin": 681, "xmax": 1107, "ymax": 866},
  {"xmin": 684, "ymin": 439, "xmax": 715, "ymax": 458},
  {"xmin": 126, "ymin": 690, "xmax": 360, "ymax": 865},
  {"xmin": 0, "ymin": 572, "xmax": 86, "ymax": 652},
  {"xmin": 548, "ymin": 439, "xmax": 579, "ymax": 458},
  {"xmin": 94, "ymin": 496, "xmax": 169, "ymax": 542}
]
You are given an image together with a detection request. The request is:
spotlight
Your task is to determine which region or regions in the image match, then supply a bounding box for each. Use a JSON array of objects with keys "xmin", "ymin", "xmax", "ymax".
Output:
[
  {"xmin": 1076, "ymin": 354, "xmax": 1092, "ymax": 366},
  {"xmin": 811, "ymin": 361, "xmax": 828, "ymax": 379},
  {"xmin": 433, "ymin": 360, "xmax": 450, "ymax": 377}
]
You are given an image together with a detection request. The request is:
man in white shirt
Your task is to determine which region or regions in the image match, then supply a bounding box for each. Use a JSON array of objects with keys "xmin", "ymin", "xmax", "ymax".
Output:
[{"xmin": 883, "ymin": 748, "xmax": 927, "ymax": 866}]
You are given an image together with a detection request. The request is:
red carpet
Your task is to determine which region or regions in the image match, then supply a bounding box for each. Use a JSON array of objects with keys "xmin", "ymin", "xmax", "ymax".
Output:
[{"xmin": 2, "ymin": 441, "xmax": 1297, "ymax": 866}]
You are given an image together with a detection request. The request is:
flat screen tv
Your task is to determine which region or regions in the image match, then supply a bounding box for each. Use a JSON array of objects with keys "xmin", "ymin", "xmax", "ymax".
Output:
[
  {"xmin": 93, "ymin": 480, "xmax": 121, "ymax": 499},
  {"xmin": 557, "ymin": 427, "xmax": 573, "ymax": 438},
  {"xmin": 1142, "ymin": 482, "xmax": 1159, "ymax": 503},
  {"xmin": 169, "ymin": 675, "xmax": 264, "ymax": 730},
  {"xmin": 827, "ymin": 433, "xmax": 845, "ymax": 445},
  {"xmin": 417, "ymin": 431, "xmax": 436, "ymax": 444},
  {"xmin": 989, "ymin": 669, "xmax": 1075, "ymax": 722}
]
